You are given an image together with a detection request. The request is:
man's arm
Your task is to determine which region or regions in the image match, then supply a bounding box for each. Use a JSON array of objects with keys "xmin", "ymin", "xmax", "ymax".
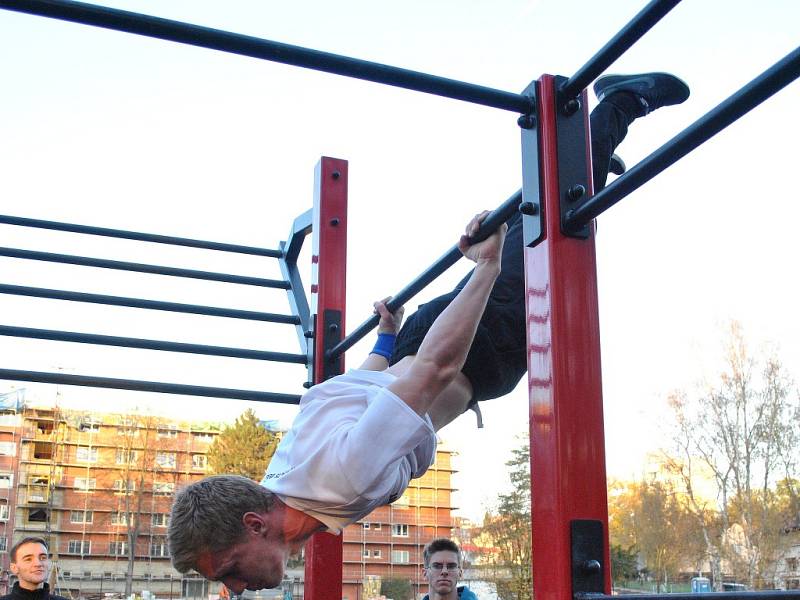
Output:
[
  {"xmin": 358, "ymin": 298, "xmax": 405, "ymax": 371},
  {"xmin": 387, "ymin": 211, "xmax": 506, "ymax": 417}
]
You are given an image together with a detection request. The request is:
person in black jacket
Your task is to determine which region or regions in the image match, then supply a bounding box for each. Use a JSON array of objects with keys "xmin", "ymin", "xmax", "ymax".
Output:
[{"xmin": 0, "ymin": 537, "xmax": 69, "ymax": 600}]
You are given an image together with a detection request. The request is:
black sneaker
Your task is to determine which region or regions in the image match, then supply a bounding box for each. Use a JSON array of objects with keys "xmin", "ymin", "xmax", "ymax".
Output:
[{"xmin": 594, "ymin": 72, "xmax": 690, "ymax": 115}]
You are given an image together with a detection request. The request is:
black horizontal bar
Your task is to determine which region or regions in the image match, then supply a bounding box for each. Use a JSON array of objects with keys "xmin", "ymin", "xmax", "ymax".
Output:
[
  {"xmin": 0, "ymin": 214, "xmax": 282, "ymax": 257},
  {"xmin": 0, "ymin": 246, "xmax": 290, "ymax": 289},
  {"xmin": 0, "ymin": 283, "xmax": 300, "ymax": 324},
  {"xmin": 0, "ymin": 0, "xmax": 534, "ymax": 115},
  {"xmin": 578, "ymin": 592, "xmax": 800, "ymax": 600},
  {"xmin": 0, "ymin": 324, "xmax": 307, "ymax": 364},
  {"xmin": 326, "ymin": 190, "xmax": 523, "ymax": 360},
  {"xmin": 559, "ymin": 0, "xmax": 682, "ymax": 100},
  {"xmin": 566, "ymin": 45, "xmax": 800, "ymax": 229},
  {"xmin": 0, "ymin": 368, "xmax": 302, "ymax": 404}
]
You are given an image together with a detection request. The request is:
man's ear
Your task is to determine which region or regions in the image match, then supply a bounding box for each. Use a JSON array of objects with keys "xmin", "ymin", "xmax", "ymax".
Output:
[
  {"xmin": 9, "ymin": 563, "xmax": 18, "ymax": 576},
  {"xmin": 242, "ymin": 511, "xmax": 269, "ymax": 536}
]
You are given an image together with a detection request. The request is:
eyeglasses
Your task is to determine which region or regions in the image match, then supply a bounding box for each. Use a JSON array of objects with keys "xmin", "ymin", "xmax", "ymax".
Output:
[{"xmin": 428, "ymin": 562, "xmax": 459, "ymax": 573}]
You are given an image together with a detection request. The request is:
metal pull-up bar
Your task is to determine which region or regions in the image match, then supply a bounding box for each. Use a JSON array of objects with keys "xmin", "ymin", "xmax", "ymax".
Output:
[
  {"xmin": 0, "ymin": 0, "xmax": 535, "ymax": 115},
  {"xmin": 325, "ymin": 189, "xmax": 523, "ymax": 361}
]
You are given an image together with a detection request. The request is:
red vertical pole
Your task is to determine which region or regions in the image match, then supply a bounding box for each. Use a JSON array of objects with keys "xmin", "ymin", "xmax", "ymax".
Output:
[
  {"xmin": 526, "ymin": 76, "xmax": 611, "ymax": 600},
  {"xmin": 305, "ymin": 156, "xmax": 348, "ymax": 600}
]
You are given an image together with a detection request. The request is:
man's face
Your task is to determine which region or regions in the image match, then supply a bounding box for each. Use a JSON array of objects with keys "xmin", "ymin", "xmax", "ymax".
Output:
[
  {"xmin": 195, "ymin": 516, "xmax": 288, "ymax": 594},
  {"xmin": 11, "ymin": 542, "xmax": 50, "ymax": 590},
  {"xmin": 424, "ymin": 550, "xmax": 462, "ymax": 597}
]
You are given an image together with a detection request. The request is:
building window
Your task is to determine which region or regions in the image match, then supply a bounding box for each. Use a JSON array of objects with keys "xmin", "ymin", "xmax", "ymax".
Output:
[
  {"xmin": 113, "ymin": 480, "xmax": 135, "ymax": 494},
  {"xmin": 391, "ymin": 524, "xmax": 409, "ymax": 537},
  {"xmin": 373, "ymin": 550, "xmax": 381, "ymax": 558},
  {"xmin": 191, "ymin": 454, "xmax": 207, "ymax": 470},
  {"xmin": 109, "ymin": 541, "xmax": 128, "ymax": 556},
  {"xmin": 70, "ymin": 511, "xmax": 93, "ymax": 524},
  {"xmin": 27, "ymin": 508, "xmax": 48, "ymax": 522},
  {"xmin": 155, "ymin": 452, "xmax": 177, "ymax": 469},
  {"xmin": 373, "ymin": 523, "xmax": 381, "ymax": 530},
  {"xmin": 362, "ymin": 523, "xmax": 370, "ymax": 529},
  {"xmin": 0, "ymin": 537, "xmax": 7, "ymax": 552},
  {"xmin": 0, "ymin": 503, "xmax": 8, "ymax": 521},
  {"xmin": 111, "ymin": 512, "xmax": 130, "ymax": 526},
  {"xmin": 157, "ymin": 425, "xmax": 178, "ymax": 439},
  {"xmin": 152, "ymin": 513, "xmax": 169, "ymax": 527},
  {"xmin": 362, "ymin": 548, "xmax": 369, "ymax": 558},
  {"xmin": 0, "ymin": 442, "xmax": 16, "ymax": 456},
  {"xmin": 392, "ymin": 550, "xmax": 410, "ymax": 564},
  {"xmin": 117, "ymin": 418, "xmax": 138, "ymax": 436},
  {"xmin": 115, "ymin": 449, "xmax": 138, "ymax": 464},
  {"xmin": 74, "ymin": 477, "xmax": 96, "ymax": 492},
  {"xmin": 0, "ymin": 474, "xmax": 12, "ymax": 489},
  {"xmin": 153, "ymin": 482, "xmax": 175, "ymax": 496},
  {"xmin": 150, "ymin": 538, "xmax": 169, "ymax": 557},
  {"xmin": 787, "ymin": 557, "xmax": 799, "ymax": 572},
  {"xmin": 76, "ymin": 446, "xmax": 98, "ymax": 463},
  {"xmin": 191, "ymin": 432, "xmax": 213, "ymax": 443},
  {"xmin": 67, "ymin": 540, "xmax": 90, "ymax": 555}
]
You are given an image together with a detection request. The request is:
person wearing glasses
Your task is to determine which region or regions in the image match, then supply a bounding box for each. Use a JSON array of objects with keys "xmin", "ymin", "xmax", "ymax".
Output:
[{"xmin": 422, "ymin": 538, "xmax": 476, "ymax": 600}]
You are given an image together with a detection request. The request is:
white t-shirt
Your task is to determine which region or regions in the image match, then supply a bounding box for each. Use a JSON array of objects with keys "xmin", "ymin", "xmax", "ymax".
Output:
[{"xmin": 261, "ymin": 369, "xmax": 436, "ymax": 534}]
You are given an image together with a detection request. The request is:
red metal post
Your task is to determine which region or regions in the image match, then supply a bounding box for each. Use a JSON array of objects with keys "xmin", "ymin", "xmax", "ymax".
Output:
[
  {"xmin": 304, "ymin": 156, "xmax": 348, "ymax": 600},
  {"xmin": 526, "ymin": 76, "xmax": 611, "ymax": 600}
]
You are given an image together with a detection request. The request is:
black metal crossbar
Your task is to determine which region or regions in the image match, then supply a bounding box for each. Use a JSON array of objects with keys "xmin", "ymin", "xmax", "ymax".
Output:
[
  {"xmin": 0, "ymin": 324, "xmax": 308, "ymax": 364},
  {"xmin": 0, "ymin": 246, "xmax": 290, "ymax": 288},
  {"xmin": 577, "ymin": 592, "xmax": 800, "ymax": 600},
  {"xmin": 0, "ymin": 283, "xmax": 299, "ymax": 324},
  {"xmin": 566, "ymin": 45, "xmax": 800, "ymax": 229},
  {"xmin": 0, "ymin": 0, "xmax": 535, "ymax": 115},
  {"xmin": 0, "ymin": 214, "xmax": 282, "ymax": 257},
  {"xmin": 559, "ymin": 0, "xmax": 682, "ymax": 101},
  {"xmin": 326, "ymin": 190, "xmax": 523, "ymax": 360},
  {"xmin": 0, "ymin": 368, "xmax": 302, "ymax": 404}
]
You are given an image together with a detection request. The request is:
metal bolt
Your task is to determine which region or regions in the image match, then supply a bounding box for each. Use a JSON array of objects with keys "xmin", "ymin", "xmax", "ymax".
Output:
[
  {"xmin": 304, "ymin": 330, "xmax": 314, "ymax": 339},
  {"xmin": 567, "ymin": 184, "xmax": 586, "ymax": 202},
  {"xmin": 563, "ymin": 97, "xmax": 581, "ymax": 116},
  {"xmin": 332, "ymin": 171, "xmax": 341, "ymax": 179},
  {"xmin": 330, "ymin": 218, "xmax": 340, "ymax": 226},
  {"xmin": 328, "ymin": 323, "xmax": 339, "ymax": 333},
  {"xmin": 517, "ymin": 114, "xmax": 536, "ymax": 130},
  {"xmin": 303, "ymin": 381, "xmax": 312, "ymax": 389},
  {"xmin": 518, "ymin": 201, "xmax": 539, "ymax": 216},
  {"xmin": 582, "ymin": 560, "xmax": 602, "ymax": 574}
]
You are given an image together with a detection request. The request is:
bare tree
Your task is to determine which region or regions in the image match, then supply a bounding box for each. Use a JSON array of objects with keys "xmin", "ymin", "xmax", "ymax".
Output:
[{"xmin": 667, "ymin": 322, "xmax": 798, "ymax": 588}]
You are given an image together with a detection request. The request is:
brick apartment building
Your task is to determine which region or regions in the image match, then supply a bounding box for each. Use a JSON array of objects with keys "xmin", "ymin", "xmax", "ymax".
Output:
[
  {"xmin": 342, "ymin": 443, "xmax": 457, "ymax": 600},
  {"xmin": 0, "ymin": 391, "xmax": 458, "ymax": 600}
]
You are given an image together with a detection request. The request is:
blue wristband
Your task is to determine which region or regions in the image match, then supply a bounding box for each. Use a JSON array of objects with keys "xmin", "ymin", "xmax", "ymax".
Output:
[{"xmin": 371, "ymin": 333, "xmax": 396, "ymax": 360}]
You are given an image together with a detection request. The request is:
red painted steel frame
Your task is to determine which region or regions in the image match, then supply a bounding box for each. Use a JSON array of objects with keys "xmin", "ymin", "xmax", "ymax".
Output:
[
  {"xmin": 305, "ymin": 156, "xmax": 348, "ymax": 600},
  {"xmin": 526, "ymin": 76, "xmax": 611, "ymax": 600}
]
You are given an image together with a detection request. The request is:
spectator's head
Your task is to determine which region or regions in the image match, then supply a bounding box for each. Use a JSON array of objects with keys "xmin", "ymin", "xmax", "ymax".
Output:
[
  {"xmin": 10, "ymin": 537, "xmax": 51, "ymax": 591},
  {"xmin": 423, "ymin": 538, "xmax": 463, "ymax": 598},
  {"xmin": 169, "ymin": 475, "xmax": 286, "ymax": 593}
]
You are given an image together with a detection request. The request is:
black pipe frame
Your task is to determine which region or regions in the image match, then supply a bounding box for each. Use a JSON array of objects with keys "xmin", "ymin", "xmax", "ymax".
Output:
[
  {"xmin": 0, "ymin": 324, "xmax": 308, "ymax": 364},
  {"xmin": 0, "ymin": 214, "xmax": 282, "ymax": 257},
  {"xmin": 326, "ymin": 190, "xmax": 523, "ymax": 360},
  {"xmin": 0, "ymin": 368, "xmax": 302, "ymax": 404},
  {"xmin": 0, "ymin": 283, "xmax": 299, "ymax": 324},
  {"xmin": 0, "ymin": 246, "xmax": 290, "ymax": 289},
  {"xmin": 0, "ymin": 0, "xmax": 534, "ymax": 115},
  {"xmin": 566, "ymin": 45, "xmax": 800, "ymax": 229}
]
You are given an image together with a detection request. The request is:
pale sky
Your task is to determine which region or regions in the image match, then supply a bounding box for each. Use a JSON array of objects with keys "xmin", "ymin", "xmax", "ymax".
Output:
[{"xmin": 1, "ymin": 0, "xmax": 798, "ymax": 520}]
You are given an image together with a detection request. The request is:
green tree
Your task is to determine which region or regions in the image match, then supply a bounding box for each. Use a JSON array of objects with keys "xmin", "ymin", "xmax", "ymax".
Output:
[
  {"xmin": 207, "ymin": 409, "xmax": 280, "ymax": 480},
  {"xmin": 380, "ymin": 578, "xmax": 412, "ymax": 600},
  {"xmin": 610, "ymin": 544, "xmax": 639, "ymax": 583},
  {"xmin": 480, "ymin": 442, "xmax": 532, "ymax": 600}
]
